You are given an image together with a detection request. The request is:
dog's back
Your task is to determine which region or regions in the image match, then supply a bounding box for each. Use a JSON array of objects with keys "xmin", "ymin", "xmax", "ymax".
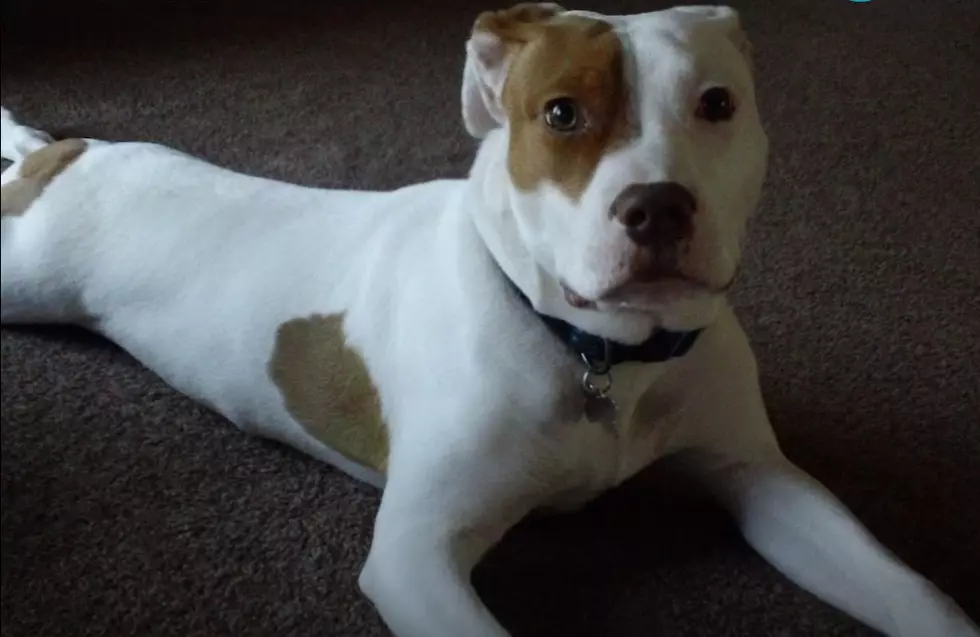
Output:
[{"xmin": 0, "ymin": 118, "xmax": 481, "ymax": 484}]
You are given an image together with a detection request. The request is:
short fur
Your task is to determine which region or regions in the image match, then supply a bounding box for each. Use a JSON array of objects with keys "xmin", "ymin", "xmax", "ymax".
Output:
[{"xmin": 1, "ymin": 5, "xmax": 976, "ymax": 637}]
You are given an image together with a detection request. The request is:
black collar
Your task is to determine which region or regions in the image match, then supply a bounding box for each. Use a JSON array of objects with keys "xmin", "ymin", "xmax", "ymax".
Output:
[{"xmin": 511, "ymin": 283, "xmax": 702, "ymax": 368}]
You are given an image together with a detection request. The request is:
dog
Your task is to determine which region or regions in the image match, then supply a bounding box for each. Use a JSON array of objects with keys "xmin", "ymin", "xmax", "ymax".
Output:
[{"xmin": 1, "ymin": 4, "xmax": 977, "ymax": 636}]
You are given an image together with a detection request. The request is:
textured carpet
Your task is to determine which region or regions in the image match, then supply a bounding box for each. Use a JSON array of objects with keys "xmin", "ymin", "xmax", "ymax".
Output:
[{"xmin": 2, "ymin": 1, "xmax": 978, "ymax": 636}]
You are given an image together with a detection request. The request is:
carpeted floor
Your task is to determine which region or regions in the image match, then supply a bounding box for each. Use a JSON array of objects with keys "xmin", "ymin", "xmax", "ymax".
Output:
[{"xmin": 1, "ymin": 1, "xmax": 978, "ymax": 636}]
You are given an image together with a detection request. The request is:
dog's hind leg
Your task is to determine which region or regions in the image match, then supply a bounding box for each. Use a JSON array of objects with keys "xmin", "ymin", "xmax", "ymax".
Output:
[
  {"xmin": 1, "ymin": 106, "xmax": 55, "ymax": 163},
  {"xmin": 2, "ymin": 109, "xmax": 90, "ymax": 325}
]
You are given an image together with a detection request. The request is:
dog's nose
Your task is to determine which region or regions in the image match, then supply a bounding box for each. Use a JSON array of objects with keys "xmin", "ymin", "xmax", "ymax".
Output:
[{"xmin": 611, "ymin": 182, "xmax": 696, "ymax": 248}]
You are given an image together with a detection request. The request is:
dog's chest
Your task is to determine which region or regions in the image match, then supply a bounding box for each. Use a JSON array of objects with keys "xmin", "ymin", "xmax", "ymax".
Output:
[{"xmin": 536, "ymin": 361, "xmax": 681, "ymax": 509}]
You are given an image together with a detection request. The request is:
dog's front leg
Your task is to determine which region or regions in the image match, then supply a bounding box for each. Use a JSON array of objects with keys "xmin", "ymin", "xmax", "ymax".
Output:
[
  {"xmin": 687, "ymin": 449, "xmax": 979, "ymax": 637},
  {"xmin": 359, "ymin": 524, "xmax": 508, "ymax": 637},
  {"xmin": 359, "ymin": 438, "xmax": 543, "ymax": 637},
  {"xmin": 665, "ymin": 311, "xmax": 978, "ymax": 636}
]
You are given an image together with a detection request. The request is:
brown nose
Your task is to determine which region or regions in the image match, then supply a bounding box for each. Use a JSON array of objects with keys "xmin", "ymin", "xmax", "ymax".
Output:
[{"xmin": 611, "ymin": 182, "xmax": 697, "ymax": 248}]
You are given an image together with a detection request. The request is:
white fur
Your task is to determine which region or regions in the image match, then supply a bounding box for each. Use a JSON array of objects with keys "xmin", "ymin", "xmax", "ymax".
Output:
[
  {"xmin": 0, "ymin": 106, "xmax": 53, "ymax": 162},
  {"xmin": 1, "ymin": 5, "xmax": 976, "ymax": 637}
]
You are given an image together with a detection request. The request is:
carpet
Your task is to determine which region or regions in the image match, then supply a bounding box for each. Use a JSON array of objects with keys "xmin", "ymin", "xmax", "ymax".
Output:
[{"xmin": 2, "ymin": 1, "xmax": 978, "ymax": 635}]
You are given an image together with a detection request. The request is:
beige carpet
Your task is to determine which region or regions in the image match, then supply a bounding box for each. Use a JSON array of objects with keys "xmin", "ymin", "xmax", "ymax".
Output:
[{"xmin": 2, "ymin": 1, "xmax": 978, "ymax": 635}]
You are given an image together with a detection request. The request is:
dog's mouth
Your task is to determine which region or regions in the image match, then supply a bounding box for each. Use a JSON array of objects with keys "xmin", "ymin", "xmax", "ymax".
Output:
[{"xmin": 562, "ymin": 271, "xmax": 736, "ymax": 312}]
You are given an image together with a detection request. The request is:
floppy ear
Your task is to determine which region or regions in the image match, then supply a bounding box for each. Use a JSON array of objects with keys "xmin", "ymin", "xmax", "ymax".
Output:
[{"xmin": 461, "ymin": 3, "xmax": 565, "ymax": 139}]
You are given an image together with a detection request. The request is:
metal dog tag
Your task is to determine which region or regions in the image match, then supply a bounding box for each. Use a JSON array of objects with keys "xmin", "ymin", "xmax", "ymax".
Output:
[
  {"xmin": 580, "ymin": 350, "xmax": 618, "ymax": 433},
  {"xmin": 584, "ymin": 393, "xmax": 618, "ymax": 429}
]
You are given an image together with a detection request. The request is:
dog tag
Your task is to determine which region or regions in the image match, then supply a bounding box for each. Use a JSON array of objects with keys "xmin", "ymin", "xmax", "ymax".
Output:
[
  {"xmin": 580, "ymin": 354, "xmax": 618, "ymax": 433},
  {"xmin": 584, "ymin": 394, "xmax": 618, "ymax": 431}
]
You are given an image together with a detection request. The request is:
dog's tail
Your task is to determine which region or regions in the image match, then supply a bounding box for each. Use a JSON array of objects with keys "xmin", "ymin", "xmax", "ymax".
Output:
[{"xmin": 1, "ymin": 107, "xmax": 55, "ymax": 163}]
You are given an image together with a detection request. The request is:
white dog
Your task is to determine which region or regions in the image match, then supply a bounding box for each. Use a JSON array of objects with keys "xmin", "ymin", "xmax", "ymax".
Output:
[{"xmin": 1, "ymin": 4, "xmax": 976, "ymax": 636}]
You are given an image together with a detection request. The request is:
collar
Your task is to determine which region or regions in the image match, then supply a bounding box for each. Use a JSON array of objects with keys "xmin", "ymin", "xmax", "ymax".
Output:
[{"xmin": 511, "ymin": 283, "xmax": 702, "ymax": 369}]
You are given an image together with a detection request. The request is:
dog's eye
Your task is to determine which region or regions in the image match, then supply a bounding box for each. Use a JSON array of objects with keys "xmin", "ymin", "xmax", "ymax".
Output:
[
  {"xmin": 543, "ymin": 98, "xmax": 580, "ymax": 132},
  {"xmin": 696, "ymin": 87, "xmax": 736, "ymax": 123}
]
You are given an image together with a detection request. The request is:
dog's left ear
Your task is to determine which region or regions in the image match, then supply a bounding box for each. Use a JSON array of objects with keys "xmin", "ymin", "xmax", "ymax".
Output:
[
  {"xmin": 720, "ymin": 9, "xmax": 754, "ymax": 67},
  {"xmin": 461, "ymin": 3, "xmax": 565, "ymax": 138},
  {"xmin": 673, "ymin": 6, "xmax": 753, "ymax": 65}
]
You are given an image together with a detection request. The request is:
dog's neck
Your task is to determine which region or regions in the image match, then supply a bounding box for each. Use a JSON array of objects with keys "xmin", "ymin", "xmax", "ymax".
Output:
[{"xmin": 465, "ymin": 130, "xmax": 721, "ymax": 346}]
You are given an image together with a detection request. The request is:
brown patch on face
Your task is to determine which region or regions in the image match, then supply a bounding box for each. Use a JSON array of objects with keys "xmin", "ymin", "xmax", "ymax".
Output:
[
  {"xmin": 476, "ymin": 10, "xmax": 632, "ymax": 199},
  {"xmin": 1, "ymin": 139, "xmax": 87, "ymax": 217},
  {"xmin": 269, "ymin": 314, "xmax": 389, "ymax": 472}
]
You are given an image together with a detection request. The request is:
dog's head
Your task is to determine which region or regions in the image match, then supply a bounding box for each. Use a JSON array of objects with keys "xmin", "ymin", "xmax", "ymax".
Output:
[{"xmin": 463, "ymin": 4, "xmax": 767, "ymax": 335}]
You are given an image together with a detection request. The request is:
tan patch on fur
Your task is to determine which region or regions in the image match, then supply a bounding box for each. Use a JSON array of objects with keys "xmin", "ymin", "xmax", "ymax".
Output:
[
  {"xmin": 476, "ymin": 7, "xmax": 632, "ymax": 199},
  {"xmin": 0, "ymin": 139, "xmax": 87, "ymax": 217},
  {"xmin": 269, "ymin": 314, "xmax": 389, "ymax": 472}
]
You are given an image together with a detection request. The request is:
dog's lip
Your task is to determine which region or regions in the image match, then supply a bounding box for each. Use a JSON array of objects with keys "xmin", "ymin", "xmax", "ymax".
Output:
[
  {"xmin": 562, "ymin": 272, "xmax": 735, "ymax": 311},
  {"xmin": 603, "ymin": 275, "xmax": 714, "ymax": 299},
  {"xmin": 562, "ymin": 285, "xmax": 598, "ymax": 309}
]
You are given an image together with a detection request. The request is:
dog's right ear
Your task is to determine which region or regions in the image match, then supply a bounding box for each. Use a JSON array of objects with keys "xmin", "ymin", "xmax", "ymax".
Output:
[{"xmin": 461, "ymin": 3, "xmax": 565, "ymax": 139}]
